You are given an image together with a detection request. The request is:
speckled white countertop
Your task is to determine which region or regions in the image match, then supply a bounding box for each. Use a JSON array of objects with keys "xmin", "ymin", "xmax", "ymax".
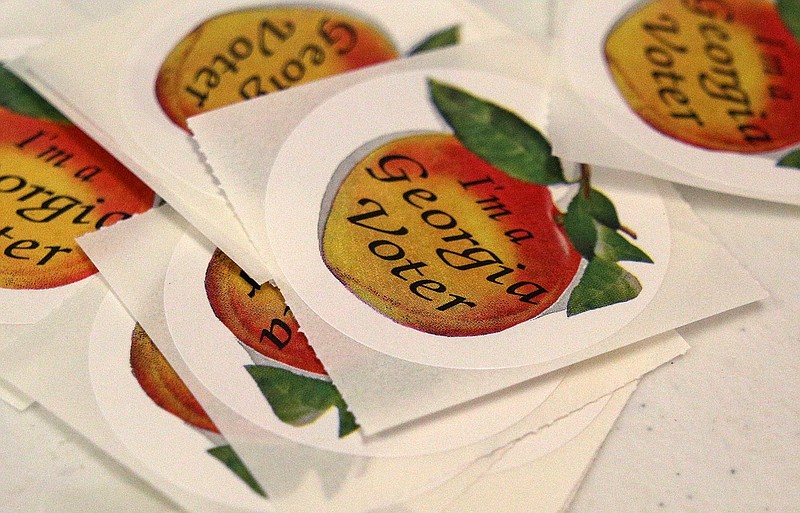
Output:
[
  {"xmin": 569, "ymin": 185, "xmax": 800, "ymax": 513},
  {"xmin": 0, "ymin": 2, "xmax": 798, "ymax": 512}
]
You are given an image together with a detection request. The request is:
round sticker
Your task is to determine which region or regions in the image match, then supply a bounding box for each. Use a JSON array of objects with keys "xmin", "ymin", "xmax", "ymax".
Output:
[
  {"xmin": 88, "ymin": 293, "xmax": 271, "ymax": 510},
  {"xmin": 606, "ymin": 0, "xmax": 800, "ymax": 154},
  {"xmin": 121, "ymin": 0, "xmax": 471, "ymax": 192},
  {"xmin": 156, "ymin": 6, "xmax": 398, "ymax": 131},
  {"xmin": 263, "ymin": 68, "xmax": 672, "ymax": 369},
  {"xmin": 560, "ymin": 0, "xmax": 800, "ymax": 199},
  {"xmin": 0, "ymin": 67, "xmax": 155, "ymax": 324},
  {"xmin": 163, "ymin": 232, "xmax": 563, "ymax": 457}
]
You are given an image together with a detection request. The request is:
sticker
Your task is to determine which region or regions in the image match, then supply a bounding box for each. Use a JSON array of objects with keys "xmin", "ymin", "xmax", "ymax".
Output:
[
  {"xmin": 156, "ymin": 7, "xmax": 399, "ymax": 130},
  {"xmin": 0, "ymin": 66, "xmax": 155, "ymax": 324},
  {"xmin": 489, "ymin": 395, "xmax": 608, "ymax": 473},
  {"xmin": 122, "ymin": 0, "xmax": 467, "ymax": 190},
  {"xmin": 163, "ymin": 232, "xmax": 561, "ymax": 457},
  {"xmin": 556, "ymin": 0, "xmax": 800, "ymax": 202},
  {"xmin": 264, "ymin": 68, "xmax": 671, "ymax": 369},
  {"xmin": 606, "ymin": 0, "xmax": 800, "ymax": 154},
  {"xmin": 88, "ymin": 293, "xmax": 271, "ymax": 510}
]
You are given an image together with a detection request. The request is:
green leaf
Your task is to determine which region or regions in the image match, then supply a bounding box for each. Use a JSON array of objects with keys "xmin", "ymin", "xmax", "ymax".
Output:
[
  {"xmin": 778, "ymin": 0, "xmax": 800, "ymax": 44},
  {"xmin": 778, "ymin": 147, "xmax": 800, "ymax": 168},
  {"xmin": 595, "ymin": 224, "xmax": 653, "ymax": 263},
  {"xmin": 585, "ymin": 188, "xmax": 621, "ymax": 230},
  {"xmin": 245, "ymin": 365, "xmax": 359, "ymax": 438},
  {"xmin": 207, "ymin": 445, "xmax": 267, "ymax": 497},
  {"xmin": 567, "ymin": 257, "xmax": 643, "ymax": 316},
  {"xmin": 564, "ymin": 193, "xmax": 597, "ymax": 259},
  {"xmin": 409, "ymin": 25, "xmax": 460, "ymax": 55},
  {"xmin": 0, "ymin": 64, "xmax": 69, "ymax": 123},
  {"xmin": 428, "ymin": 79, "xmax": 566, "ymax": 185},
  {"xmin": 333, "ymin": 398, "xmax": 360, "ymax": 438}
]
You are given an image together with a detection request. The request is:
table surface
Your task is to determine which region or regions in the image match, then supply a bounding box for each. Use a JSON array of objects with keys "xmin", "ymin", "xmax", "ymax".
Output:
[{"xmin": 1, "ymin": 1, "xmax": 799, "ymax": 512}]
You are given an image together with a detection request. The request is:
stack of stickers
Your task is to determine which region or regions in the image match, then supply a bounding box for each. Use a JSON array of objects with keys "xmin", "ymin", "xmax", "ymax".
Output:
[{"xmin": 4, "ymin": 0, "xmax": 797, "ymax": 511}]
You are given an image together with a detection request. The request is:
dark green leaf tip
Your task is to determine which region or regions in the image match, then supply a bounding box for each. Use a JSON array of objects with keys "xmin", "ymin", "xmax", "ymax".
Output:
[
  {"xmin": 595, "ymin": 224, "xmax": 653, "ymax": 263},
  {"xmin": 334, "ymin": 399, "xmax": 360, "ymax": 438},
  {"xmin": 777, "ymin": 0, "xmax": 800, "ymax": 45},
  {"xmin": 567, "ymin": 257, "xmax": 643, "ymax": 316},
  {"xmin": 409, "ymin": 25, "xmax": 461, "ymax": 55},
  {"xmin": 586, "ymin": 188, "xmax": 621, "ymax": 230},
  {"xmin": 207, "ymin": 445, "xmax": 267, "ymax": 497},
  {"xmin": 0, "ymin": 64, "xmax": 69, "ymax": 123},
  {"xmin": 778, "ymin": 147, "xmax": 800, "ymax": 169},
  {"xmin": 245, "ymin": 365, "xmax": 359, "ymax": 439}
]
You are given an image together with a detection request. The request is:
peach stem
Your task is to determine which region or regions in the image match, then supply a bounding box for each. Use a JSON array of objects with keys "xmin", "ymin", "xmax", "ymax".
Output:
[
  {"xmin": 579, "ymin": 163, "xmax": 592, "ymax": 198},
  {"xmin": 619, "ymin": 225, "xmax": 638, "ymax": 239}
]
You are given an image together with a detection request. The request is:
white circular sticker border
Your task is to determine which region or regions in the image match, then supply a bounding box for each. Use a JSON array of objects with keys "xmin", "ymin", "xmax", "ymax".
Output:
[
  {"xmin": 0, "ymin": 275, "xmax": 89, "ymax": 324},
  {"xmin": 263, "ymin": 67, "xmax": 672, "ymax": 369}
]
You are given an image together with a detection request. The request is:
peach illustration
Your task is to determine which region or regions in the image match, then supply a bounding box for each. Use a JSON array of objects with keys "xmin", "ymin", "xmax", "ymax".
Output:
[
  {"xmin": 130, "ymin": 323, "xmax": 219, "ymax": 433},
  {"xmin": 205, "ymin": 249, "xmax": 359, "ymax": 437},
  {"xmin": 0, "ymin": 71, "xmax": 155, "ymax": 290},
  {"xmin": 204, "ymin": 249, "xmax": 327, "ymax": 377},
  {"xmin": 130, "ymin": 323, "xmax": 268, "ymax": 495},
  {"xmin": 605, "ymin": 0, "xmax": 800, "ymax": 153},
  {"xmin": 156, "ymin": 6, "xmax": 400, "ymax": 130},
  {"xmin": 320, "ymin": 133, "xmax": 583, "ymax": 337}
]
